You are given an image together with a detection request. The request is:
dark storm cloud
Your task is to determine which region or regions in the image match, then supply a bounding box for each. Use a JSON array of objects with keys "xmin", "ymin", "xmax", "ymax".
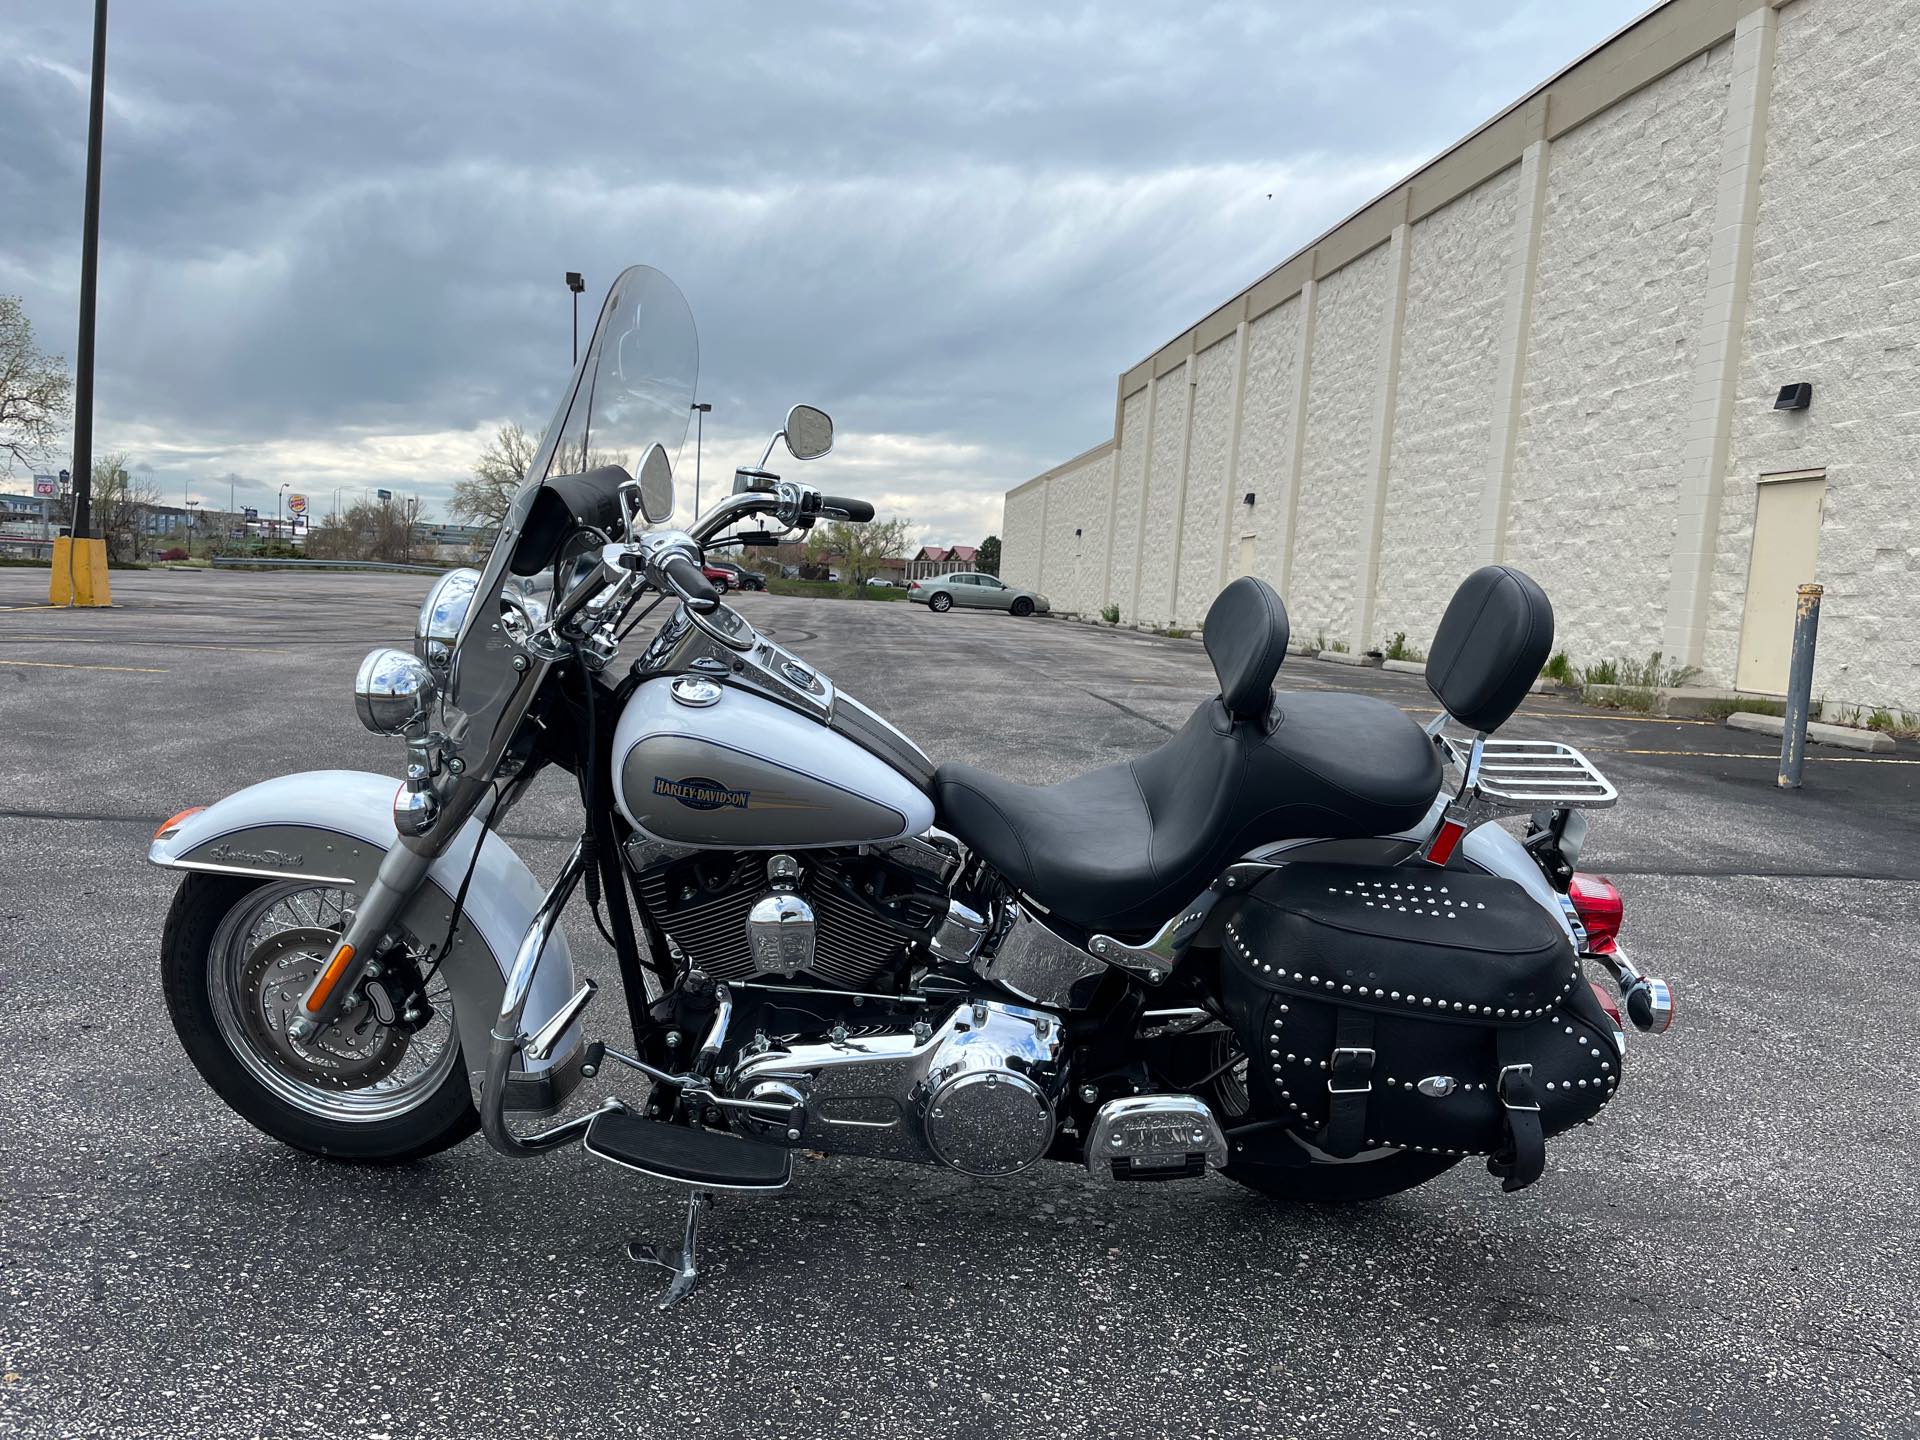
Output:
[{"xmin": 0, "ymin": 0, "xmax": 1646, "ymax": 538}]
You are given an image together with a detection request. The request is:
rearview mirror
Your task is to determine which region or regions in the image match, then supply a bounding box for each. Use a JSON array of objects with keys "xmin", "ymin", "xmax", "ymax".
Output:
[
  {"xmin": 634, "ymin": 442, "xmax": 674, "ymax": 524},
  {"xmin": 784, "ymin": 405, "xmax": 834, "ymax": 461}
]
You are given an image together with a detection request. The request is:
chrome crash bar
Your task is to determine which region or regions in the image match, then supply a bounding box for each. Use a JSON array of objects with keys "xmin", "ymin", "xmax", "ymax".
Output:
[
  {"xmin": 480, "ymin": 841, "xmax": 621, "ymax": 1156},
  {"xmin": 479, "ymin": 843, "xmax": 797, "ymax": 1159}
]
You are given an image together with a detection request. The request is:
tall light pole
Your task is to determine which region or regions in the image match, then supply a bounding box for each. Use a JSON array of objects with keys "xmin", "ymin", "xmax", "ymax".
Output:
[
  {"xmin": 184, "ymin": 498, "xmax": 199, "ymax": 557},
  {"xmin": 566, "ymin": 271, "xmax": 585, "ymax": 366},
  {"xmin": 278, "ymin": 482, "xmax": 290, "ymax": 538},
  {"xmin": 691, "ymin": 402, "xmax": 711, "ymax": 519},
  {"xmin": 70, "ymin": 0, "xmax": 110, "ymax": 541}
]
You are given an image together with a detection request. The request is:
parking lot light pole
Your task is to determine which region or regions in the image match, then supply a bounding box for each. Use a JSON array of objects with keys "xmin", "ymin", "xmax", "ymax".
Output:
[
  {"xmin": 691, "ymin": 402, "xmax": 711, "ymax": 518},
  {"xmin": 566, "ymin": 272, "xmax": 586, "ymax": 366},
  {"xmin": 70, "ymin": 0, "xmax": 109, "ymax": 543}
]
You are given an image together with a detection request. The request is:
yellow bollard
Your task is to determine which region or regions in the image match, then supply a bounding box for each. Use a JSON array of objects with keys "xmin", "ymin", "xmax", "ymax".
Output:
[{"xmin": 48, "ymin": 536, "xmax": 113, "ymax": 607}]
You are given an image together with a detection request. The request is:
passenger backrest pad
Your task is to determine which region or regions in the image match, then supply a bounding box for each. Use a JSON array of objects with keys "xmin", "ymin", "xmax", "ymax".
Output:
[
  {"xmin": 1425, "ymin": 565, "xmax": 1554, "ymax": 734},
  {"xmin": 1204, "ymin": 576, "xmax": 1291, "ymax": 720}
]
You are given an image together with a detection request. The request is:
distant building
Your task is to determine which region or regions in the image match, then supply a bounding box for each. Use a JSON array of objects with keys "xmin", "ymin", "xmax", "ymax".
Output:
[{"xmin": 907, "ymin": 545, "xmax": 977, "ymax": 580}]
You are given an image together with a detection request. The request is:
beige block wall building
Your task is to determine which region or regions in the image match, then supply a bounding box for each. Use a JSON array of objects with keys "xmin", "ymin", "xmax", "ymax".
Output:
[{"xmin": 1001, "ymin": 0, "xmax": 1920, "ymax": 713}]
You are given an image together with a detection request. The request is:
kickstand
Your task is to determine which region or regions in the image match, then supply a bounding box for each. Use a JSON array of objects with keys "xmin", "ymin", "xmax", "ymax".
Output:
[{"xmin": 625, "ymin": 1190, "xmax": 712, "ymax": 1311}]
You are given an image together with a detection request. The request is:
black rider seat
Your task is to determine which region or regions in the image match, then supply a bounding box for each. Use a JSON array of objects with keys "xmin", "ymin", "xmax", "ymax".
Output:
[{"xmin": 933, "ymin": 578, "xmax": 1443, "ymax": 936}]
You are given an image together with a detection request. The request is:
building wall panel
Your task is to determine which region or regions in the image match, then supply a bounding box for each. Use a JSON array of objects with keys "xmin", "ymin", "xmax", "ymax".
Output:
[
  {"xmin": 1108, "ymin": 389, "xmax": 1150, "ymax": 618},
  {"xmin": 1711, "ymin": 0, "xmax": 1920, "ymax": 710},
  {"xmin": 1377, "ymin": 168, "xmax": 1518, "ymax": 652},
  {"xmin": 1235, "ymin": 298, "xmax": 1304, "ymax": 585},
  {"xmin": 1175, "ymin": 336, "xmax": 1239, "ymax": 626},
  {"xmin": 1506, "ymin": 41, "xmax": 1729, "ymax": 670},
  {"xmin": 1292, "ymin": 244, "xmax": 1389, "ymax": 646},
  {"xmin": 1136, "ymin": 369, "xmax": 1190, "ymax": 621},
  {"xmin": 1000, "ymin": 484, "xmax": 1045, "ymax": 592}
]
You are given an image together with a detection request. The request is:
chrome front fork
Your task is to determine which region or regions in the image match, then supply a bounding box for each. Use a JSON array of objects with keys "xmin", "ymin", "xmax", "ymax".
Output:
[{"xmin": 289, "ymin": 771, "xmax": 497, "ymax": 1039}]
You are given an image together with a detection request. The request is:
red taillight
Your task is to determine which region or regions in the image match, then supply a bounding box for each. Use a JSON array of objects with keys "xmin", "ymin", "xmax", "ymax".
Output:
[
  {"xmin": 1568, "ymin": 872, "xmax": 1623, "ymax": 954},
  {"xmin": 908, "ymin": 580, "xmax": 920, "ymax": 590}
]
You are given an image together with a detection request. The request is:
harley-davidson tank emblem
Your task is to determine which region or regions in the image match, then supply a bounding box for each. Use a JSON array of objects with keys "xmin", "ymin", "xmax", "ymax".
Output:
[
  {"xmin": 654, "ymin": 776, "xmax": 751, "ymax": 812},
  {"xmin": 205, "ymin": 843, "xmax": 306, "ymax": 868}
]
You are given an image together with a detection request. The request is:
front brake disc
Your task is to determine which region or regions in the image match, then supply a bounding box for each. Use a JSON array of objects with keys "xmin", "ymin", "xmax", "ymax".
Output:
[{"xmin": 239, "ymin": 927, "xmax": 407, "ymax": 1091}]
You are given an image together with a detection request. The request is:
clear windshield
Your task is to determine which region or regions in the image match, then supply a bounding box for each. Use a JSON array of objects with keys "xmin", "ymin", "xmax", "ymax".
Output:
[
  {"xmin": 529, "ymin": 264, "xmax": 699, "ymax": 484},
  {"xmin": 446, "ymin": 266, "xmax": 697, "ymax": 735}
]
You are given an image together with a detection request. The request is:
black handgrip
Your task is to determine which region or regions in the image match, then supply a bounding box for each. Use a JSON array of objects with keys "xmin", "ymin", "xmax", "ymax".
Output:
[
  {"xmin": 661, "ymin": 551, "xmax": 721, "ymax": 612},
  {"xmin": 821, "ymin": 496, "xmax": 874, "ymax": 522}
]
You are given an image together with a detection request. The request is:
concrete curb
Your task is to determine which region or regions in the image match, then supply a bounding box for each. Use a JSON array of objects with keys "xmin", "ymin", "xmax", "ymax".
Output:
[
  {"xmin": 1316, "ymin": 650, "xmax": 1381, "ymax": 668},
  {"xmin": 1381, "ymin": 658, "xmax": 1426, "ymax": 675},
  {"xmin": 1725, "ymin": 711, "xmax": 1895, "ymax": 753}
]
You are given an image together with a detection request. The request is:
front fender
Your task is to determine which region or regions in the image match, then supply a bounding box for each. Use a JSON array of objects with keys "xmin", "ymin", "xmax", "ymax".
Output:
[{"xmin": 148, "ymin": 769, "xmax": 581, "ymax": 1109}]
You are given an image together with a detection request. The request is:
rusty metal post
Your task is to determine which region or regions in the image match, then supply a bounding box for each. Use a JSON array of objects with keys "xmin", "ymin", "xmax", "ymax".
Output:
[{"xmin": 1778, "ymin": 583, "xmax": 1824, "ymax": 789}]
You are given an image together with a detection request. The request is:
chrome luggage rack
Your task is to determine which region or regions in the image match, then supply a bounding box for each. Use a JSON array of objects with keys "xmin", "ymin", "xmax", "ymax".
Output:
[
  {"xmin": 1420, "ymin": 728, "xmax": 1617, "ymax": 866},
  {"xmin": 1438, "ymin": 734, "xmax": 1618, "ymax": 810}
]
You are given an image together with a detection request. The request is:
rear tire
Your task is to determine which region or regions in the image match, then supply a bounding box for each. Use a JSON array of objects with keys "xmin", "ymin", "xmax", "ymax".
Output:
[
  {"xmin": 929, "ymin": 592, "xmax": 953, "ymax": 613},
  {"xmin": 1224, "ymin": 1145, "xmax": 1460, "ymax": 1204},
  {"xmin": 1206, "ymin": 1040, "xmax": 1458, "ymax": 1202},
  {"xmin": 1009, "ymin": 597, "xmax": 1034, "ymax": 617},
  {"xmin": 161, "ymin": 873, "xmax": 477, "ymax": 1164}
]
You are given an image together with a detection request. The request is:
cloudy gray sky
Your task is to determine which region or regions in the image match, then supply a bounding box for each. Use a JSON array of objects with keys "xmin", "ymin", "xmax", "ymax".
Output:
[{"xmin": 1, "ymin": 1, "xmax": 1647, "ymax": 545}]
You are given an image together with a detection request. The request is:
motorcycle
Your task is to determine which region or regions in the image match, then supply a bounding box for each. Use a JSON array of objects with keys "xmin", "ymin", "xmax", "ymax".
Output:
[{"xmin": 152, "ymin": 266, "xmax": 1674, "ymax": 1308}]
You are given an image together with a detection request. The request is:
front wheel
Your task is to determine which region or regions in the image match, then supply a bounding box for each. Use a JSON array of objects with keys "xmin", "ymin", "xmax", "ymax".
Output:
[
  {"xmin": 928, "ymin": 591, "xmax": 953, "ymax": 613},
  {"xmin": 161, "ymin": 873, "xmax": 477, "ymax": 1163},
  {"xmin": 1009, "ymin": 597, "xmax": 1034, "ymax": 617}
]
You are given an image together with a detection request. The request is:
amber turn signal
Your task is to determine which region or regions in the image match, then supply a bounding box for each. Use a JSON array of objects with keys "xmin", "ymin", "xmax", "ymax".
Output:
[{"xmin": 153, "ymin": 806, "xmax": 206, "ymax": 840}]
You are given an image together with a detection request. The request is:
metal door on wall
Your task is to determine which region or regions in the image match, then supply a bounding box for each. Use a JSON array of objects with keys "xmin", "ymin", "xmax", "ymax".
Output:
[{"xmin": 1736, "ymin": 471, "xmax": 1826, "ymax": 694}]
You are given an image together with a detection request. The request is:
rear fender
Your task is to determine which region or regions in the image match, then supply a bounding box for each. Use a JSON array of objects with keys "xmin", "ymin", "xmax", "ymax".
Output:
[{"xmin": 148, "ymin": 770, "xmax": 582, "ymax": 1110}]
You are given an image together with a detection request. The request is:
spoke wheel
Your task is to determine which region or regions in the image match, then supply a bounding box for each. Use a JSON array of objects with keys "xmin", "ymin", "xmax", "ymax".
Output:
[
  {"xmin": 929, "ymin": 592, "xmax": 952, "ymax": 613},
  {"xmin": 206, "ymin": 881, "xmax": 457, "ymax": 1125}
]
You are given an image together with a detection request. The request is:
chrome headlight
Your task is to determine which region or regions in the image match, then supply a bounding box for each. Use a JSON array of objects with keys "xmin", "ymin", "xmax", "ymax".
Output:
[
  {"xmin": 355, "ymin": 647, "xmax": 439, "ymax": 736},
  {"xmin": 500, "ymin": 576, "xmax": 550, "ymax": 648},
  {"xmin": 415, "ymin": 567, "xmax": 482, "ymax": 673}
]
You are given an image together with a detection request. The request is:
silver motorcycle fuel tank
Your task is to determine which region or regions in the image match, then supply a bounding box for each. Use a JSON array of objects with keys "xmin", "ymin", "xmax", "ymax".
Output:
[{"xmin": 613, "ymin": 677, "xmax": 934, "ymax": 848}]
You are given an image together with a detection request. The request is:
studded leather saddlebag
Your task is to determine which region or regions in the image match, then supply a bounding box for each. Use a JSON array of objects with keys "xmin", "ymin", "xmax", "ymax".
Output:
[{"xmin": 1217, "ymin": 863, "xmax": 1621, "ymax": 1191}]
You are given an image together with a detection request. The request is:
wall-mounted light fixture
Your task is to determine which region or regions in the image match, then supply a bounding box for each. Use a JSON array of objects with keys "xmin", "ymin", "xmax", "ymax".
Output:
[
  {"xmin": 1774, "ymin": 382, "xmax": 1812, "ymax": 412},
  {"xmin": 1074, "ymin": 527, "xmax": 1083, "ymax": 537},
  {"xmin": 1242, "ymin": 491, "xmax": 1257, "ymax": 507}
]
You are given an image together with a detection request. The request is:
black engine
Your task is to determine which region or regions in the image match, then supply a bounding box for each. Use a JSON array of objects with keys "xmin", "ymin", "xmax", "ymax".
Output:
[{"xmin": 628, "ymin": 846, "xmax": 950, "ymax": 992}]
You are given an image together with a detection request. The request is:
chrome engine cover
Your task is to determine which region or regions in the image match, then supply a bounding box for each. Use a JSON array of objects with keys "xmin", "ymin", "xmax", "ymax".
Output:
[{"xmin": 730, "ymin": 1000, "xmax": 1067, "ymax": 1175}]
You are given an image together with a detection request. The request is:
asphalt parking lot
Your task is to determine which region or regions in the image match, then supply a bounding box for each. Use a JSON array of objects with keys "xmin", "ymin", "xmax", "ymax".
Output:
[{"xmin": 2, "ymin": 568, "xmax": 1916, "ymax": 1439}]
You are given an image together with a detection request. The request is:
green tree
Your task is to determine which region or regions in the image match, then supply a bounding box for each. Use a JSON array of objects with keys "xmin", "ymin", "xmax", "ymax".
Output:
[
  {"xmin": 308, "ymin": 496, "xmax": 426, "ymax": 564},
  {"xmin": 804, "ymin": 516, "xmax": 913, "ymax": 590},
  {"xmin": 0, "ymin": 296, "xmax": 71, "ymax": 475},
  {"xmin": 453, "ymin": 422, "xmax": 536, "ymax": 528},
  {"xmin": 976, "ymin": 534, "xmax": 1001, "ymax": 576},
  {"xmin": 91, "ymin": 453, "xmax": 158, "ymax": 562}
]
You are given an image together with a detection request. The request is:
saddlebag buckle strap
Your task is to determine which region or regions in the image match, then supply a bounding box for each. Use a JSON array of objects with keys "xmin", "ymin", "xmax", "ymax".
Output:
[
  {"xmin": 1496, "ymin": 1062, "xmax": 1540, "ymax": 1112},
  {"xmin": 1319, "ymin": 1010, "xmax": 1376, "ymax": 1158},
  {"xmin": 1327, "ymin": 1047, "xmax": 1376, "ymax": 1096},
  {"xmin": 1488, "ymin": 1059, "xmax": 1546, "ymax": 1192}
]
